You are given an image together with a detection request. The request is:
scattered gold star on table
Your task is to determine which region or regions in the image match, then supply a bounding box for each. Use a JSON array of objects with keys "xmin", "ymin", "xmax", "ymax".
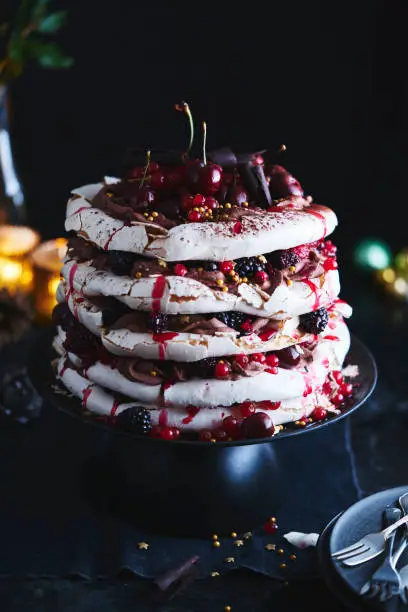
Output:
[
  {"xmin": 224, "ymin": 557, "xmax": 235, "ymax": 564},
  {"xmin": 265, "ymin": 544, "xmax": 276, "ymax": 551},
  {"xmin": 234, "ymin": 539, "xmax": 244, "ymax": 547},
  {"xmin": 210, "ymin": 571, "xmax": 220, "ymax": 577},
  {"xmin": 137, "ymin": 542, "xmax": 149, "ymax": 550},
  {"xmin": 243, "ymin": 531, "xmax": 252, "ymax": 540}
]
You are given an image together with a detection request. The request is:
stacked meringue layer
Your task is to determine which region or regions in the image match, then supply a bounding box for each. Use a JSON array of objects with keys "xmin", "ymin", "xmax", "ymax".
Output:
[{"xmin": 53, "ymin": 179, "xmax": 353, "ymax": 440}]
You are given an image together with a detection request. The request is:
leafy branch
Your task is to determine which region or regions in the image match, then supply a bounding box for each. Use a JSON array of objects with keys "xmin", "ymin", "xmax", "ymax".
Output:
[{"xmin": 0, "ymin": 0, "xmax": 73, "ymax": 85}]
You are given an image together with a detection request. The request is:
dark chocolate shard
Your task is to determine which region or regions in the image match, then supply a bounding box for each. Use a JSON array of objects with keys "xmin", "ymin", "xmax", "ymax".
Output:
[
  {"xmin": 152, "ymin": 555, "xmax": 200, "ymax": 602},
  {"xmin": 237, "ymin": 162, "xmax": 259, "ymax": 202},
  {"xmin": 208, "ymin": 147, "xmax": 238, "ymax": 167},
  {"xmin": 253, "ymin": 163, "xmax": 272, "ymax": 206}
]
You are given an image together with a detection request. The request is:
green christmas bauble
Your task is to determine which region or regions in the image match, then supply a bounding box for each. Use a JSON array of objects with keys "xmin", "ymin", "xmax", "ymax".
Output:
[{"xmin": 354, "ymin": 238, "xmax": 392, "ymax": 271}]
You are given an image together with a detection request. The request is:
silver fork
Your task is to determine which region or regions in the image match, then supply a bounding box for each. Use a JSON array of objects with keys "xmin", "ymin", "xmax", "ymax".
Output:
[
  {"xmin": 331, "ymin": 513, "xmax": 408, "ymax": 565},
  {"xmin": 360, "ymin": 506, "xmax": 402, "ymax": 600}
]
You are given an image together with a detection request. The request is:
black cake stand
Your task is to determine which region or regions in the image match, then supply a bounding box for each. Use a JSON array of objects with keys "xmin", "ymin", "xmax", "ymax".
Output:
[{"xmin": 29, "ymin": 329, "xmax": 377, "ymax": 538}]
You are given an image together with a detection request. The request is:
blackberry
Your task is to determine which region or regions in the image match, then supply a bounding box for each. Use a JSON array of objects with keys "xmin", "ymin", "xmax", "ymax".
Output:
[
  {"xmin": 266, "ymin": 249, "xmax": 300, "ymax": 270},
  {"xmin": 64, "ymin": 321, "xmax": 99, "ymax": 357},
  {"xmin": 192, "ymin": 357, "xmax": 219, "ymax": 378},
  {"xmin": 116, "ymin": 406, "xmax": 152, "ymax": 435},
  {"xmin": 52, "ymin": 303, "xmax": 74, "ymax": 331},
  {"xmin": 215, "ymin": 311, "xmax": 251, "ymax": 335},
  {"xmin": 107, "ymin": 251, "xmax": 137, "ymax": 275},
  {"xmin": 147, "ymin": 312, "xmax": 168, "ymax": 333},
  {"xmin": 101, "ymin": 300, "xmax": 131, "ymax": 327},
  {"xmin": 203, "ymin": 261, "xmax": 218, "ymax": 272},
  {"xmin": 234, "ymin": 257, "xmax": 265, "ymax": 278},
  {"xmin": 299, "ymin": 307, "xmax": 329, "ymax": 334}
]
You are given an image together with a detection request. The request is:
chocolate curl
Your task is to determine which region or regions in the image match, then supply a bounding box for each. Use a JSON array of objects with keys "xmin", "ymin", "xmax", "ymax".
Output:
[{"xmin": 152, "ymin": 555, "xmax": 200, "ymax": 602}]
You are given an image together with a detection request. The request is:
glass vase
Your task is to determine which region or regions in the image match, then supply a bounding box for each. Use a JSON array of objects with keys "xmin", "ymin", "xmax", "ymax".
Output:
[{"xmin": 0, "ymin": 84, "xmax": 26, "ymax": 225}]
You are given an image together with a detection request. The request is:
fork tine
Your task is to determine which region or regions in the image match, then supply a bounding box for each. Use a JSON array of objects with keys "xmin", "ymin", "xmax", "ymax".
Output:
[
  {"xmin": 333, "ymin": 545, "xmax": 371, "ymax": 562},
  {"xmin": 331, "ymin": 541, "xmax": 366, "ymax": 558},
  {"xmin": 341, "ymin": 547, "xmax": 383, "ymax": 566}
]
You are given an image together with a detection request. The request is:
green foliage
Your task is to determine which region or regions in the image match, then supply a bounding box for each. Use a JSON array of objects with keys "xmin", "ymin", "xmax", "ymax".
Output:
[{"xmin": 0, "ymin": 0, "xmax": 73, "ymax": 84}]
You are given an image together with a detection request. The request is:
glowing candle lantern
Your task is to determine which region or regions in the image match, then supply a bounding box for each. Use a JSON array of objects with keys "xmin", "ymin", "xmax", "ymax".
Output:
[
  {"xmin": 31, "ymin": 238, "xmax": 67, "ymax": 320},
  {"xmin": 0, "ymin": 225, "xmax": 39, "ymax": 293}
]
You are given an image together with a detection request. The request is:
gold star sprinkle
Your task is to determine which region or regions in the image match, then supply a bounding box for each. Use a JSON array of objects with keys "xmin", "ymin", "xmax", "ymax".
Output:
[
  {"xmin": 243, "ymin": 531, "xmax": 252, "ymax": 540},
  {"xmin": 234, "ymin": 539, "xmax": 244, "ymax": 548},
  {"xmin": 137, "ymin": 542, "xmax": 149, "ymax": 550},
  {"xmin": 224, "ymin": 557, "xmax": 235, "ymax": 564},
  {"xmin": 211, "ymin": 571, "xmax": 220, "ymax": 577},
  {"xmin": 265, "ymin": 544, "xmax": 276, "ymax": 551}
]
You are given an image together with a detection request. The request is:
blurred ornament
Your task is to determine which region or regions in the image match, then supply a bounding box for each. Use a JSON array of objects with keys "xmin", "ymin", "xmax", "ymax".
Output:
[
  {"xmin": 0, "ymin": 367, "xmax": 42, "ymax": 424},
  {"xmin": 31, "ymin": 238, "xmax": 67, "ymax": 321},
  {"xmin": 394, "ymin": 248, "xmax": 408, "ymax": 275},
  {"xmin": 0, "ymin": 288, "xmax": 33, "ymax": 348},
  {"xmin": 353, "ymin": 238, "xmax": 392, "ymax": 271}
]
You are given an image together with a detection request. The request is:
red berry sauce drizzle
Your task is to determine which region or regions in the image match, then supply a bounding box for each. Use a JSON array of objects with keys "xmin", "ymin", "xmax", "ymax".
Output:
[{"xmin": 301, "ymin": 278, "xmax": 320, "ymax": 311}]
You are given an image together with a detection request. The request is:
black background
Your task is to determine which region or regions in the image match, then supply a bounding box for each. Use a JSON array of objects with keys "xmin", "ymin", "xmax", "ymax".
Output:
[{"xmin": 2, "ymin": 0, "xmax": 408, "ymax": 254}]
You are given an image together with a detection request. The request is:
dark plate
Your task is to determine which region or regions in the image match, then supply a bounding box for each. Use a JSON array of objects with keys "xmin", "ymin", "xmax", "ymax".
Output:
[
  {"xmin": 318, "ymin": 486, "xmax": 408, "ymax": 611},
  {"xmin": 30, "ymin": 328, "xmax": 377, "ymax": 447}
]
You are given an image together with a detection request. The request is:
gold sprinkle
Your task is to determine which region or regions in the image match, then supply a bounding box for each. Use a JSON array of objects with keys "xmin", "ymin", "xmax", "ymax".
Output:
[
  {"xmin": 279, "ymin": 563, "xmax": 287, "ymax": 569},
  {"xmin": 290, "ymin": 554, "xmax": 297, "ymax": 561},
  {"xmin": 212, "ymin": 534, "xmax": 219, "ymax": 541},
  {"xmin": 258, "ymin": 255, "xmax": 267, "ymax": 263},
  {"xmin": 150, "ymin": 370, "xmax": 157, "ymax": 377},
  {"xmin": 269, "ymin": 517, "xmax": 277, "ymax": 523},
  {"xmin": 286, "ymin": 279, "xmax": 293, "ymax": 286},
  {"xmin": 219, "ymin": 204, "xmax": 224, "ymax": 209},
  {"xmin": 289, "ymin": 265, "xmax": 296, "ymax": 272},
  {"xmin": 225, "ymin": 607, "xmax": 232, "ymax": 612},
  {"xmin": 242, "ymin": 277, "xmax": 248, "ymax": 283},
  {"xmin": 211, "ymin": 571, "xmax": 220, "ymax": 577},
  {"xmin": 199, "ymin": 207, "xmax": 205, "ymax": 212},
  {"xmin": 228, "ymin": 270, "xmax": 236, "ymax": 277},
  {"xmin": 143, "ymin": 212, "xmax": 149, "ymax": 217},
  {"xmin": 198, "ymin": 267, "xmax": 204, "ymax": 272},
  {"xmin": 243, "ymin": 531, "xmax": 252, "ymax": 540},
  {"xmin": 137, "ymin": 542, "xmax": 149, "ymax": 550},
  {"xmin": 152, "ymin": 211, "xmax": 159, "ymax": 218},
  {"xmin": 216, "ymin": 279, "xmax": 224, "ymax": 286},
  {"xmin": 135, "ymin": 272, "xmax": 142, "ymax": 278},
  {"xmin": 210, "ymin": 438, "xmax": 216, "ymax": 443},
  {"xmin": 265, "ymin": 544, "xmax": 276, "ymax": 551},
  {"xmin": 308, "ymin": 417, "xmax": 313, "ymax": 423},
  {"xmin": 222, "ymin": 286, "xmax": 228, "ymax": 292},
  {"xmin": 230, "ymin": 531, "xmax": 237, "ymax": 538},
  {"xmin": 225, "ymin": 202, "xmax": 232, "ymax": 209},
  {"xmin": 234, "ymin": 539, "xmax": 244, "ymax": 547},
  {"xmin": 277, "ymin": 548, "xmax": 284, "ymax": 555},
  {"xmin": 242, "ymin": 201, "xmax": 249, "ymax": 207},
  {"xmin": 213, "ymin": 540, "xmax": 221, "ymax": 548},
  {"xmin": 147, "ymin": 216, "xmax": 154, "ymax": 222},
  {"xmin": 224, "ymin": 557, "xmax": 235, "ymax": 564},
  {"xmin": 180, "ymin": 315, "xmax": 190, "ymax": 323},
  {"xmin": 193, "ymin": 207, "xmax": 199, "ymax": 212},
  {"xmin": 106, "ymin": 191, "xmax": 113, "ymax": 197},
  {"xmin": 158, "ymin": 260, "xmax": 167, "ymax": 268},
  {"xmin": 295, "ymin": 420, "xmax": 300, "ymax": 426}
]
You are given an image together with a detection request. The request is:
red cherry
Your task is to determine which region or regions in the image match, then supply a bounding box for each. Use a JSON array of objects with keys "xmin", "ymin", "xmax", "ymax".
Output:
[
  {"xmin": 198, "ymin": 164, "xmax": 223, "ymax": 194},
  {"xmin": 205, "ymin": 196, "xmax": 218, "ymax": 210},
  {"xmin": 268, "ymin": 164, "xmax": 304, "ymax": 198},
  {"xmin": 278, "ymin": 346, "xmax": 301, "ymax": 367},
  {"xmin": 242, "ymin": 412, "xmax": 274, "ymax": 439},
  {"xmin": 150, "ymin": 171, "xmax": 166, "ymax": 189},
  {"xmin": 264, "ymin": 520, "xmax": 278, "ymax": 534},
  {"xmin": 234, "ymin": 354, "xmax": 249, "ymax": 368},
  {"xmin": 240, "ymin": 402, "xmax": 256, "ymax": 418},
  {"xmin": 188, "ymin": 210, "xmax": 202, "ymax": 222},
  {"xmin": 311, "ymin": 407, "xmax": 328, "ymax": 421},
  {"xmin": 166, "ymin": 170, "xmax": 182, "ymax": 188},
  {"xmin": 128, "ymin": 162, "xmax": 160, "ymax": 178},
  {"xmin": 215, "ymin": 361, "xmax": 231, "ymax": 378},
  {"xmin": 174, "ymin": 264, "xmax": 188, "ymax": 276},
  {"xmin": 193, "ymin": 193, "xmax": 206, "ymax": 207},
  {"xmin": 250, "ymin": 353, "xmax": 266, "ymax": 363},
  {"xmin": 340, "ymin": 383, "xmax": 353, "ymax": 397},
  {"xmin": 332, "ymin": 392, "xmax": 345, "ymax": 406},
  {"xmin": 265, "ymin": 354, "xmax": 279, "ymax": 367},
  {"xmin": 219, "ymin": 261, "xmax": 234, "ymax": 273},
  {"xmin": 212, "ymin": 428, "xmax": 227, "ymax": 441},
  {"xmin": 254, "ymin": 271, "xmax": 269, "ymax": 284},
  {"xmin": 160, "ymin": 427, "xmax": 175, "ymax": 440},
  {"xmin": 332, "ymin": 371, "xmax": 343, "ymax": 384},
  {"xmin": 227, "ymin": 184, "xmax": 249, "ymax": 206},
  {"xmin": 223, "ymin": 416, "xmax": 240, "ymax": 433},
  {"xmin": 199, "ymin": 429, "xmax": 213, "ymax": 441},
  {"xmin": 182, "ymin": 195, "xmax": 195, "ymax": 211}
]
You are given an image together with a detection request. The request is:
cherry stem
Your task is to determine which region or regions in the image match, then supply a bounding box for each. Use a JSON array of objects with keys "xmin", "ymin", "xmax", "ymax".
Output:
[
  {"xmin": 137, "ymin": 150, "xmax": 151, "ymax": 203},
  {"xmin": 202, "ymin": 121, "xmax": 207, "ymax": 166},
  {"xmin": 175, "ymin": 102, "xmax": 194, "ymax": 156}
]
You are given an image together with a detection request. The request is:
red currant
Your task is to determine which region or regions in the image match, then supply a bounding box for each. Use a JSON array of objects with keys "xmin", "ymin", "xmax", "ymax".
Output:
[
  {"xmin": 171, "ymin": 427, "xmax": 180, "ymax": 439},
  {"xmin": 331, "ymin": 392, "xmax": 345, "ymax": 406},
  {"xmin": 311, "ymin": 407, "xmax": 327, "ymax": 421},
  {"xmin": 323, "ymin": 259, "xmax": 338, "ymax": 271},
  {"xmin": 264, "ymin": 520, "xmax": 278, "ymax": 534},
  {"xmin": 233, "ymin": 221, "xmax": 242, "ymax": 234},
  {"xmin": 160, "ymin": 427, "xmax": 175, "ymax": 440},
  {"xmin": 193, "ymin": 193, "xmax": 206, "ymax": 207},
  {"xmin": 234, "ymin": 354, "xmax": 249, "ymax": 368},
  {"xmin": 266, "ymin": 367, "xmax": 278, "ymax": 375},
  {"xmin": 205, "ymin": 196, "xmax": 218, "ymax": 210},
  {"xmin": 174, "ymin": 264, "xmax": 188, "ymax": 276},
  {"xmin": 241, "ymin": 319, "xmax": 253, "ymax": 333},
  {"xmin": 219, "ymin": 261, "xmax": 234, "ymax": 274},
  {"xmin": 254, "ymin": 270, "xmax": 269, "ymax": 284},
  {"xmin": 332, "ymin": 370, "xmax": 343, "ymax": 384},
  {"xmin": 250, "ymin": 353, "xmax": 266, "ymax": 363},
  {"xmin": 260, "ymin": 401, "xmax": 281, "ymax": 410},
  {"xmin": 188, "ymin": 210, "xmax": 202, "ymax": 222},
  {"xmin": 265, "ymin": 354, "xmax": 279, "ymax": 367},
  {"xmin": 340, "ymin": 383, "xmax": 353, "ymax": 397},
  {"xmin": 215, "ymin": 361, "xmax": 231, "ymax": 378}
]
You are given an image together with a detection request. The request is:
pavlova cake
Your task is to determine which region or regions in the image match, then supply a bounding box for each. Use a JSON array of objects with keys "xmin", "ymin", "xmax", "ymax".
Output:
[{"xmin": 52, "ymin": 104, "xmax": 354, "ymax": 441}]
